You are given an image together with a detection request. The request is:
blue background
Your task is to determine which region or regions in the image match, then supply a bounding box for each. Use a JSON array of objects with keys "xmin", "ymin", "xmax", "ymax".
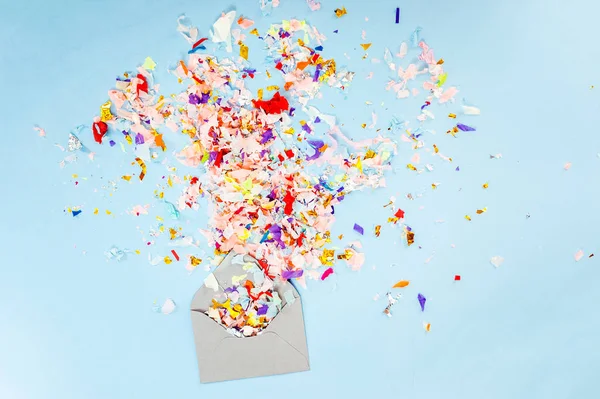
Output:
[{"xmin": 2, "ymin": 0, "xmax": 600, "ymax": 398}]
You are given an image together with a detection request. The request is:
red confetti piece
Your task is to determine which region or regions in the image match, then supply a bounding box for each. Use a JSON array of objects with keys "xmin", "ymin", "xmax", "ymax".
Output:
[
  {"xmin": 136, "ymin": 74, "xmax": 148, "ymax": 96},
  {"xmin": 192, "ymin": 37, "xmax": 208, "ymax": 49},
  {"xmin": 252, "ymin": 92, "xmax": 290, "ymax": 114},
  {"xmin": 395, "ymin": 209, "xmax": 405, "ymax": 219},
  {"xmin": 171, "ymin": 250, "xmax": 180, "ymax": 261},
  {"xmin": 243, "ymin": 280, "xmax": 273, "ymax": 300},
  {"xmin": 321, "ymin": 267, "xmax": 334, "ymax": 280},
  {"xmin": 92, "ymin": 121, "xmax": 108, "ymax": 144},
  {"xmin": 285, "ymin": 149, "xmax": 294, "ymax": 158},
  {"xmin": 278, "ymin": 154, "xmax": 285, "ymax": 162},
  {"xmin": 454, "ymin": 275, "xmax": 461, "ymax": 281},
  {"xmin": 283, "ymin": 190, "xmax": 295, "ymax": 215}
]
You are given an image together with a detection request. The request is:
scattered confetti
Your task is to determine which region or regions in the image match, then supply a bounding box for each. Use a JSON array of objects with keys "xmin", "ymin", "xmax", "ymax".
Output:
[
  {"xmin": 417, "ymin": 293, "xmax": 426, "ymax": 311},
  {"xmin": 574, "ymin": 249, "xmax": 584, "ymax": 262}
]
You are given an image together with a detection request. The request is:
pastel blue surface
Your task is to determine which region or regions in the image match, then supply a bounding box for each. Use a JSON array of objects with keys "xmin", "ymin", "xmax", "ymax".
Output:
[{"xmin": 2, "ymin": 1, "xmax": 600, "ymax": 398}]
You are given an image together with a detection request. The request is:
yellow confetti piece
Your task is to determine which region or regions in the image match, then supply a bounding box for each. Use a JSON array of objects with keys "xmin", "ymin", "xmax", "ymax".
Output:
[
  {"xmin": 334, "ymin": 7, "xmax": 347, "ymax": 17},
  {"xmin": 189, "ymin": 256, "xmax": 202, "ymax": 267},
  {"xmin": 100, "ymin": 100, "xmax": 113, "ymax": 122},
  {"xmin": 338, "ymin": 234, "xmax": 343, "ymax": 240},
  {"xmin": 476, "ymin": 207, "xmax": 488, "ymax": 214},
  {"xmin": 257, "ymin": 88, "xmax": 263, "ymax": 100},
  {"xmin": 169, "ymin": 228, "xmax": 178, "ymax": 240},
  {"xmin": 167, "ymin": 176, "xmax": 173, "ymax": 187},
  {"xmin": 142, "ymin": 56, "xmax": 156, "ymax": 70},
  {"xmin": 250, "ymin": 28, "xmax": 259, "ymax": 36},
  {"xmin": 465, "ymin": 215, "xmax": 471, "ymax": 221},
  {"xmin": 319, "ymin": 249, "xmax": 335, "ymax": 266},
  {"xmin": 164, "ymin": 256, "xmax": 173, "ymax": 265},
  {"xmin": 448, "ymin": 113, "xmax": 456, "ymax": 118},
  {"xmin": 266, "ymin": 85, "xmax": 280, "ymax": 91},
  {"xmin": 93, "ymin": 208, "xmax": 99, "ymax": 215},
  {"xmin": 431, "ymin": 183, "xmax": 439, "ymax": 190},
  {"xmin": 407, "ymin": 163, "xmax": 417, "ymax": 171},
  {"xmin": 135, "ymin": 250, "xmax": 141, "ymax": 255},
  {"xmin": 105, "ymin": 210, "xmax": 112, "ymax": 215},
  {"xmin": 72, "ymin": 174, "xmax": 78, "ymax": 178},
  {"xmin": 375, "ymin": 225, "xmax": 381, "ymax": 237},
  {"xmin": 360, "ymin": 43, "xmax": 372, "ymax": 51},
  {"xmin": 122, "ymin": 175, "xmax": 132, "ymax": 181},
  {"xmin": 424, "ymin": 322, "xmax": 431, "ymax": 332},
  {"xmin": 125, "ymin": 134, "xmax": 133, "ymax": 145},
  {"xmin": 239, "ymin": 42, "xmax": 249, "ymax": 60},
  {"xmin": 433, "ymin": 144, "xmax": 439, "ymax": 153},
  {"xmin": 356, "ymin": 157, "xmax": 363, "ymax": 173},
  {"xmin": 156, "ymin": 216, "xmax": 164, "ymax": 222},
  {"xmin": 361, "ymin": 123, "xmax": 367, "ymax": 128},
  {"xmin": 483, "ymin": 183, "xmax": 489, "ymax": 189}
]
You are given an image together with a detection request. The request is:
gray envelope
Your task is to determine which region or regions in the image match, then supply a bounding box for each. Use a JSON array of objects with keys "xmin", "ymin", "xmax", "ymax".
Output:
[{"xmin": 190, "ymin": 252, "xmax": 310, "ymax": 383}]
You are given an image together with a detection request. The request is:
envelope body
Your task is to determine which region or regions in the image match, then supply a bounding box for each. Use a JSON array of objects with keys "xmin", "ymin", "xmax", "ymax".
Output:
[{"xmin": 190, "ymin": 252, "xmax": 310, "ymax": 383}]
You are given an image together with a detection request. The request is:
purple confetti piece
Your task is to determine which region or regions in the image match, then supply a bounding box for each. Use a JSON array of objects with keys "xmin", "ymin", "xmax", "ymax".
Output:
[
  {"xmin": 257, "ymin": 304, "xmax": 269, "ymax": 315},
  {"xmin": 189, "ymin": 93, "xmax": 201, "ymax": 104},
  {"xmin": 260, "ymin": 129, "xmax": 274, "ymax": 144},
  {"xmin": 109, "ymin": 140, "xmax": 116, "ymax": 147},
  {"xmin": 306, "ymin": 139, "xmax": 324, "ymax": 160},
  {"xmin": 313, "ymin": 64, "xmax": 322, "ymax": 82},
  {"xmin": 135, "ymin": 133, "xmax": 145, "ymax": 145},
  {"xmin": 200, "ymin": 92, "xmax": 210, "ymax": 104},
  {"xmin": 289, "ymin": 107, "xmax": 296, "ymax": 116},
  {"xmin": 455, "ymin": 166, "xmax": 460, "ymax": 171},
  {"xmin": 282, "ymin": 269, "xmax": 304, "ymax": 279},
  {"xmin": 456, "ymin": 123, "xmax": 476, "ymax": 132},
  {"xmin": 418, "ymin": 293, "xmax": 426, "ymax": 311},
  {"xmin": 353, "ymin": 223, "xmax": 364, "ymax": 235},
  {"xmin": 314, "ymin": 116, "xmax": 321, "ymax": 123}
]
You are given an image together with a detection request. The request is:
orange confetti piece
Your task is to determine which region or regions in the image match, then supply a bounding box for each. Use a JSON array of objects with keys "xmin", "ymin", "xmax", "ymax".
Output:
[
  {"xmin": 424, "ymin": 322, "xmax": 431, "ymax": 332},
  {"xmin": 360, "ymin": 43, "xmax": 372, "ymax": 51},
  {"xmin": 122, "ymin": 175, "xmax": 132, "ymax": 181},
  {"xmin": 375, "ymin": 225, "xmax": 381, "ymax": 237},
  {"xmin": 482, "ymin": 182, "xmax": 489, "ymax": 189},
  {"xmin": 393, "ymin": 280, "xmax": 410, "ymax": 288},
  {"xmin": 134, "ymin": 157, "xmax": 147, "ymax": 181}
]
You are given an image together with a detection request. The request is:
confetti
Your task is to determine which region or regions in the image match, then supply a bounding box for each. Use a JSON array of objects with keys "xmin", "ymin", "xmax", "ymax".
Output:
[
  {"xmin": 393, "ymin": 280, "xmax": 410, "ymax": 288},
  {"xmin": 490, "ymin": 256, "xmax": 504, "ymax": 268},
  {"xmin": 353, "ymin": 223, "xmax": 364, "ymax": 235},
  {"xmin": 417, "ymin": 293, "xmax": 426, "ymax": 311},
  {"xmin": 574, "ymin": 250, "xmax": 584, "ymax": 262},
  {"xmin": 334, "ymin": 7, "xmax": 347, "ymax": 18}
]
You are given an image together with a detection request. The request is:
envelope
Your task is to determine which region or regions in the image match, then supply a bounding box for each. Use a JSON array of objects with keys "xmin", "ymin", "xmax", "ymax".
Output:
[{"xmin": 190, "ymin": 252, "xmax": 310, "ymax": 383}]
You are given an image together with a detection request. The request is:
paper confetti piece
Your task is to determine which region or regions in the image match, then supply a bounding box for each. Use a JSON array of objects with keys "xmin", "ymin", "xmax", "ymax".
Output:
[
  {"xmin": 142, "ymin": 57, "xmax": 157, "ymax": 70},
  {"xmin": 360, "ymin": 43, "xmax": 372, "ymax": 51},
  {"xmin": 454, "ymin": 275, "xmax": 461, "ymax": 281},
  {"xmin": 575, "ymin": 249, "xmax": 584, "ymax": 262},
  {"xmin": 423, "ymin": 322, "xmax": 431, "ymax": 332},
  {"xmin": 393, "ymin": 280, "xmax": 410, "ymax": 288},
  {"xmin": 353, "ymin": 223, "xmax": 364, "ymax": 235},
  {"xmin": 490, "ymin": 256, "xmax": 504, "ymax": 268},
  {"xmin": 160, "ymin": 298, "xmax": 176, "ymax": 314},
  {"xmin": 417, "ymin": 293, "xmax": 426, "ymax": 311},
  {"xmin": 321, "ymin": 267, "xmax": 334, "ymax": 280},
  {"xmin": 334, "ymin": 7, "xmax": 347, "ymax": 17}
]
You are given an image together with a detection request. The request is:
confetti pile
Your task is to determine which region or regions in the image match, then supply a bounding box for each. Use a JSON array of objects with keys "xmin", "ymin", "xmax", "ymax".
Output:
[
  {"xmin": 206, "ymin": 257, "xmax": 287, "ymax": 337},
  {"xmin": 52, "ymin": 6, "xmax": 483, "ymax": 331}
]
